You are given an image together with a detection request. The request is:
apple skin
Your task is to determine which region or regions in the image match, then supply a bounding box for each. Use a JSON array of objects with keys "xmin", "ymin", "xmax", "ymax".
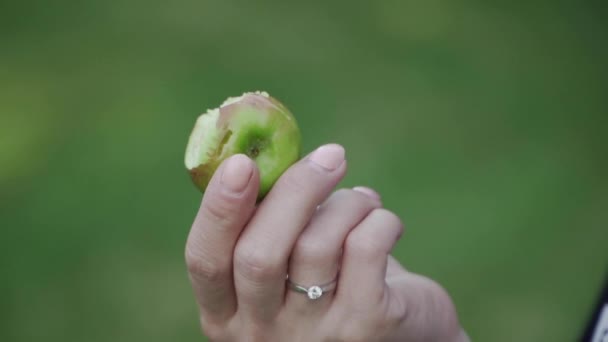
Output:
[{"xmin": 185, "ymin": 92, "xmax": 301, "ymax": 200}]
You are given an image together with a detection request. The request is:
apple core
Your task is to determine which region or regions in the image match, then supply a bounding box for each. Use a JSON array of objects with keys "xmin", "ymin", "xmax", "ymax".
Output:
[{"xmin": 185, "ymin": 91, "xmax": 301, "ymax": 200}]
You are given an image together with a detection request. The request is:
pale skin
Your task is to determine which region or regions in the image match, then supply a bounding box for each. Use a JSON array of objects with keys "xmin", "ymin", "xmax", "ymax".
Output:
[{"xmin": 185, "ymin": 144, "xmax": 470, "ymax": 341}]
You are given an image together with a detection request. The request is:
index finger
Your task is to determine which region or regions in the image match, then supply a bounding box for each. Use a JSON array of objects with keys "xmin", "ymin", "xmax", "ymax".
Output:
[{"xmin": 185, "ymin": 154, "xmax": 259, "ymax": 319}]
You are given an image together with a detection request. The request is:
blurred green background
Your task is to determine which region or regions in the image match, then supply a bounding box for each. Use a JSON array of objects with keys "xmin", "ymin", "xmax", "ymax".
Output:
[{"xmin": 1, "ymin": 0, "xmax": 607, "ymax": 341}]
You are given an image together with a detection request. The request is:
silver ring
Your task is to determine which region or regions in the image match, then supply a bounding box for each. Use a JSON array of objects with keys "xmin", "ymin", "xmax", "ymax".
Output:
[{"xmin": 286, "ymin": 274, "xmax": 338, "ymax": 300}]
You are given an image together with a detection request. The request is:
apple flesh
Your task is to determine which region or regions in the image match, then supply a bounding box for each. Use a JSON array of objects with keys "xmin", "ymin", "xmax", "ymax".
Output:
[{"xmin": 185, "ymin": 91, "xmax": 301, "ymax": 200}]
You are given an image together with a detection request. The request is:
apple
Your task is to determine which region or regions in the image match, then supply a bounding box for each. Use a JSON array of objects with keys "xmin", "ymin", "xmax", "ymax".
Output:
[{"xmin": 185, "ymin": 91, "xmax": 301, "ymax": 200}]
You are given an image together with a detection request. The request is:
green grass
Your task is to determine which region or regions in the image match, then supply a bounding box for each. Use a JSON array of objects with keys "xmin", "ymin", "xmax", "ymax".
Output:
[{"xmin": 1, "ymin": 1, "xmax": 607, "ymax": 341}]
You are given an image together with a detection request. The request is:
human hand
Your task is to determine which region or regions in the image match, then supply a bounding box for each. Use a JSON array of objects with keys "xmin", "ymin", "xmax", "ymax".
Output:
[{"xmin": 185, "ymin": 144, "xmax": 469, "ymax": 341}]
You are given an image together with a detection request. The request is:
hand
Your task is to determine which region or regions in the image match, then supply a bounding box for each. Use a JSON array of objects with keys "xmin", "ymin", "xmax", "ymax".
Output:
[{"xmin": 185, "ymin": 144, "xmax": 469, "ymax": 341}]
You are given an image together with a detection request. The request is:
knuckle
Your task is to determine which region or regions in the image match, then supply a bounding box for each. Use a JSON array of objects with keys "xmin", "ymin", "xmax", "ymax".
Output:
[
  {"xmin": 292, "ymin": 238, "xmax": 335, "ymax": 264},
  {"xmin": 370, "ymin": 208, "xmax": 404, "ymax": 233},
  {"xmin": 349, "ymin": 193, "xmax": 382, "ymax": 216},
  {"xmin": 346, "ymin": 209, "xmax": 404, "ymax": 257},
  {"xmin": 200, "ymin": 197, "xmax": 237, "ymax": 227},
  {"xmin": 331, "ymin": 188, "xmax": 353, "ymax": 201},
  {"xmin": 334, "ymin": 188, "xmax": 378, "ymax": 207},
  {"xmin": 384, "ymin": 296, "xmax": 408, "ymax": 329},
  {"xmin": 277, "ymin": 170, "xmax": 308, "ymax": 194},
  {"xmin": 348, "ymin": 187, "xmax": 378, "ymax": 203},
  {"xmin": 199, "ymin": 316, "xmax": 229, "ymax": 341},
  {"xmin": 345, "ymin": 231, "xmax": 384, "ymax": 258},
  {"xmin": 234, "ymin": 244, "xmax": 281, "ymax": 283},
  {"xmin": 323, "ymin": 189, "xmax": 380, "ymax": 220},
  {"xmin": 185, "ymin": 247, "xmax": 227, "ymax": 283}
]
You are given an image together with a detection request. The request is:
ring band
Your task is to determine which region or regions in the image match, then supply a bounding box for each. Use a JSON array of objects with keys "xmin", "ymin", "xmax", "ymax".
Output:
[{"xmin": 286, "ymin": 274, "xmax": 338, "ymax": 300}]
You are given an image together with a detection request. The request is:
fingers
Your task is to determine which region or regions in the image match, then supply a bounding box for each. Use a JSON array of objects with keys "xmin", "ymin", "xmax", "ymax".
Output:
[
  {"xmin": 286, "ymin": 188, "xmax": 382, "ymax": 310},
  {"xmin": 352, "ymin": 186, "xmax": 381, "ymax": 201},
  {"xmin": 185, "ymin": 154, "xmax": 259, "ymax": 319},
  {"xmin": 337, "ymin": 208, "xmax": 404, "ymax": 308},
  {"xmin": 233, "ymin": 144, "xmax": 347, "ymax": 320}
]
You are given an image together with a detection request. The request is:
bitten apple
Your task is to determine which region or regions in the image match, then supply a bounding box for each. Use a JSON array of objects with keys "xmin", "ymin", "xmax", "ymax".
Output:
[{"xmin": 184, "ymin": 91, "xmax": 301, "ymax": 200}]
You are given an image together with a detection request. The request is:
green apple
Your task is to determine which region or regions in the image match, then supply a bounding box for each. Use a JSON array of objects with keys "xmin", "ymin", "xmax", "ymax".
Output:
[{"xmin": 185, "ymin": 91, "xmax": 301, "ymax": 200}]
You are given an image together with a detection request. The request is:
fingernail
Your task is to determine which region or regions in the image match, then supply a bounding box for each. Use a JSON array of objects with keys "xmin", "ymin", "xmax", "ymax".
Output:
[
  {"xmin": 353, "ymin": 186, "xmax": 381, "ymax": 200},
  {"xmin": 221, "ymin": 154, "xmax": 253, "ymax": 193},
  {"xmin": 309, "ymin": 144, "xmax": 345, "ymax": 170}
]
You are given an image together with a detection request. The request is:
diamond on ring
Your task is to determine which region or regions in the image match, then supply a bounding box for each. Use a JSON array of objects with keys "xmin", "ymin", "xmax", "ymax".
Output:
[
  {"xmin": 307, "ymin": 286, "xmax": 323, "ymax": 300},
  {"xmin": 286, "ymin": 274, "xmax": 338, "ymax": 301}
]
